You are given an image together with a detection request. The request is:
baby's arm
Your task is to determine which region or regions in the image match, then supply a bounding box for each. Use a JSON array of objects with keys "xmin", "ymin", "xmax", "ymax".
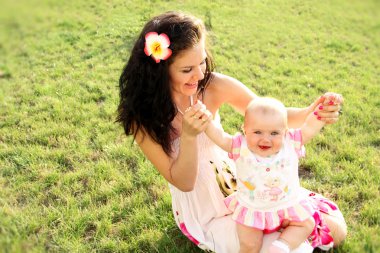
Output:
[{"xmin": 205, "ymin": 120, "xmax": 233, "ymax": 153}]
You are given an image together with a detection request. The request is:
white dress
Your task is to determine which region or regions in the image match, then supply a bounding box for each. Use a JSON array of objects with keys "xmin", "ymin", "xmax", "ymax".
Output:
[{"xmin": 168, "ymin": 116, "xmax": 340, "ymax": 252}]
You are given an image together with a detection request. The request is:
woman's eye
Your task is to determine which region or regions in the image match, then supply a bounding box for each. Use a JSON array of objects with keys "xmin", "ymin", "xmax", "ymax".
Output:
[{"xmin": 182, "ymin": 68, "xmax": 192, "ymax": 73}]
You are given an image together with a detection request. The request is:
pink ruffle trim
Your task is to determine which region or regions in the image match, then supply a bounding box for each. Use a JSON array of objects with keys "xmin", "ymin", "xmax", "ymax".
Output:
[{"xmin": 224, "ymin": 195, "xmax": 315, "ymax": 233}]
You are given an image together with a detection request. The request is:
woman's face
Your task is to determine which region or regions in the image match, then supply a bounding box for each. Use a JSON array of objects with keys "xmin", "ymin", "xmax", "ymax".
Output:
[{"xmin": 168, "ymin": 39, "xmax": 207, "ymax": 98}]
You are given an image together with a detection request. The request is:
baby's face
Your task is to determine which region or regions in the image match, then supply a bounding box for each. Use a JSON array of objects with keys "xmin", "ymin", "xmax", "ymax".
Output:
[{"xmin": 244, "ymin": 110, "xmax": 287, "ymax": 157}]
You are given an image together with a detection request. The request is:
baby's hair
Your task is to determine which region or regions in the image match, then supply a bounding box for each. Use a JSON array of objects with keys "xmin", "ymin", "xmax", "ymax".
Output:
[{"xmin": 246, "ymin": 97, "xmax": 287, "ymax": 119}]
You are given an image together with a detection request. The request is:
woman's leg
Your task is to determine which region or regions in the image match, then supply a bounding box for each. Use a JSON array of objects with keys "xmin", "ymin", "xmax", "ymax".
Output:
[
  {"xmin": 300, "ymin": 188, "xmax": 348, "ymax": 248},
  {"xmin": 321, "ymin": 212, "xmax": 348, "ymax": 246},
  {"xmin": 237, "ymin": 223, "xmax": 263, "ymax": 253}
]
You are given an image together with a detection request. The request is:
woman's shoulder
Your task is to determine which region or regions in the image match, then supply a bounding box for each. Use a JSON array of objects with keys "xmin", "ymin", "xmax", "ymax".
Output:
[
  {"xmin": 203, "ymin": 72, "xmax": 233, "ymax": 110},
  {"xmin": 207, "ymin": 72, "xmax": 242, "ymax": 97},
  {"xmin": 209, "ymin": 72, "xmax": 241, "ymax": 87},
  {"xmin": 205, "ymin": 72, "xmax": 257, "ymax": 114}
]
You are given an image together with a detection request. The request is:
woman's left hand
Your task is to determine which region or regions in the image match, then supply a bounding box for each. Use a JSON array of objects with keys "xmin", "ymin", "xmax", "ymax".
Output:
[
  {"xmin": 309, "ymin": 92, "xmax": 344, "ymax": 124},
  {"xmin": 181, "ymin": 101, "xmax": 213, "ymax": 137}
]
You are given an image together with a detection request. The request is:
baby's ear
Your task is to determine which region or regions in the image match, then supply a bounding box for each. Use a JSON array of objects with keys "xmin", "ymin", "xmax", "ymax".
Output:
[{"xmin": 241, "ymin": 124, "xmax": 245, "ymax": 134}]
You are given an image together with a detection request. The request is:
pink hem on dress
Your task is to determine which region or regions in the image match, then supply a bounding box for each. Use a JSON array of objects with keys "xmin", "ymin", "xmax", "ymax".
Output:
[
  {"xmin": 224, "ymin": 195, "xmax": 315, "ymax": 233},
  {"xmin": 179, "ymin": 222, "xmax": 200, "ymax": 245}
]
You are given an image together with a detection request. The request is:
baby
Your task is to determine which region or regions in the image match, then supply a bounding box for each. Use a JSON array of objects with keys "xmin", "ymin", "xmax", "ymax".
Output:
[{"xmin": 205, "ymin": 96, "xmax": 341, "ymax": 253}]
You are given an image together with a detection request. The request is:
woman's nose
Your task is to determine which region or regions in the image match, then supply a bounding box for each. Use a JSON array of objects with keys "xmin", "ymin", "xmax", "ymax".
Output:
[{"xmin": 194, "ymin": 66, "xmax": 204, "ymax": 80}]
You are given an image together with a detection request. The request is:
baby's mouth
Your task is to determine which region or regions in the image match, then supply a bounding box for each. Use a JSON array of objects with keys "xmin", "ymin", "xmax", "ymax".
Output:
[{"xmin": 258, "ymin": 145, "xmax": 271, "ymax": 150}]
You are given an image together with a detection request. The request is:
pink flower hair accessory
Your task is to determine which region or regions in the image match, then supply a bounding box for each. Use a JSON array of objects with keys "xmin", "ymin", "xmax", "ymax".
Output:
[{"xmin": 144, "ymin": 32, "xmax": 172, "ymax": 63}]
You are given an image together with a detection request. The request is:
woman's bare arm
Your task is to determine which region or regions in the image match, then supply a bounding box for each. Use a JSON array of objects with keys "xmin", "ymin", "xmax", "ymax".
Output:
[
  {"xmin": 135, "ymin": 103, "xmax": 210, "ymax": 192},
  {"xmin": 207, "ymin": 74, "xmax": 342, "ymax": 128}
]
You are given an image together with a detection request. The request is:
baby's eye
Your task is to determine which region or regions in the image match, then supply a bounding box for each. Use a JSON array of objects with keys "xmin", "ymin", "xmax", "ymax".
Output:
[
  {"xmin": 271, "ymin": 131, "xmax": 279, "ymax": 136},
  {"xmin": 254, "ymin": 131, "xmax": 261, "ymax": 134}
]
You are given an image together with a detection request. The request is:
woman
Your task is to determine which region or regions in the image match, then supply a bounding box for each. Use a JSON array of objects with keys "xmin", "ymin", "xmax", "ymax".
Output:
[{"xmin": 116, "ymin": 11, "xmax": 347, "ymax": 252}]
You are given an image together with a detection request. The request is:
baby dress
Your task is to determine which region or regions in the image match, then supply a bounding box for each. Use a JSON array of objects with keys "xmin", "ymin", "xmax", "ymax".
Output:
[{"xmin": 224, "ymin": 129, "xmax": 315, "ymax": 233}]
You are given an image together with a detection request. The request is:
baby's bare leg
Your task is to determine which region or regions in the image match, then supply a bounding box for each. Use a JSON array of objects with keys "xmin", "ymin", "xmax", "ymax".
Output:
[
  {"xmin": 276, "ymin": 217, "xmax": 315, "ymax": 250},
  {"xmin": 237, "ymin": 223, "xmax": 263, "ymax": 253}
]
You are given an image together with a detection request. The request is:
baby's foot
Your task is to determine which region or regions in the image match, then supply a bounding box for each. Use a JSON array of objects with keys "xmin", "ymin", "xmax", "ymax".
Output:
[{"xmin": 268, "ymin": 240, "xmax": 290, "ymax": 253}]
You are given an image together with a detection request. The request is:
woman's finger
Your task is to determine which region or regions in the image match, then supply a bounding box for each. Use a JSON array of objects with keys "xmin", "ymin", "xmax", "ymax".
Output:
[
  {"xmin": 317, "ymin": 104, "xmax": 341, "ymax": 113},
  {"xmin": 182, "ymin": 100, "xmax": 213, "ymax": 133},
  {"xmin": 184, "ymin": 101, "xmax": 204, "ymax": 117},
  {"xmin": 322, "ymin": 92, "xmax": 344, "ymax": 105},
  {"xmin": 190, "ymin": 109, "xmax": 207, "ymax": 121},
  {"xmin": 315, "ymin": 110, "xmax": 339, "ymax": 119},
  {"xmin": 308, "ymin": 95, "xmax": 326, "ymax": 113},
  {"xmin": 199, "ymin": 110, "xmax": 212, "ymax": 123},
  {"xmin": 320, "ymin": 117, "xmax": 339, "ymax": 124},
  {"xmin": 198, "ymin": 111, "xmax": 213, "ymax": 131}
]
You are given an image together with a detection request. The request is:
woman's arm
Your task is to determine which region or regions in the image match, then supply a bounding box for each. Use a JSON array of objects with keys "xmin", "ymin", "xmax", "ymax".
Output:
[
  {"xmin": 208, "ymin": 74, "xmax": 342, "ymax": 129},
  {"xmin": 301, "ymin": 112, "xmax": 326, "ymax": 144},
  {"xmin": 135, "ymin": 103, "xmax": 210, "ymax": 192},
  {"xmin": 287, "ymin": 93, "xmax": 343, "ymax": 128},
  {"xmin": 206, "ymin": 73, "xmax": 258, "ymax": 115},
  {"xmin": 287, "ymin": 107, "xmax": 313, "ymax": 129}
]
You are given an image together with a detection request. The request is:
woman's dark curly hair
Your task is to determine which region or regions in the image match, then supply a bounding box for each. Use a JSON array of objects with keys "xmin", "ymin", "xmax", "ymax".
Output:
[{"xmin": 116, "ymin": 11, "xmax": 215, "ymax": 156}]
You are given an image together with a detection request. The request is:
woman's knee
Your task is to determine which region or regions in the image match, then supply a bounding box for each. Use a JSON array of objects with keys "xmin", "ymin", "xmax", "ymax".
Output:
[
  {"xmin": 304, "ymin": 217, "xmax": 316, "ymax": 232},
  {"xmin": 323, "ymin": 213, "xmax": 348, "ymax": 246},
  {"xmin": 333, "ymin": 220, "xmax": 348, "ymax": 246}
]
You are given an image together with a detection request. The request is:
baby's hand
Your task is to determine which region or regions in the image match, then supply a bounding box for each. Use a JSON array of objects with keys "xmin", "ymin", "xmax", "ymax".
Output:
[{"xmin": 322, "ymin": 92, "xmax": 344, "ymax": 106}]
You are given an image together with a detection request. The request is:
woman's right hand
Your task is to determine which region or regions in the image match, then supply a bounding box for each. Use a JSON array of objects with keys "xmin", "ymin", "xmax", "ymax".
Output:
[{"xmin": 181, "ymin": 101, "xmax": 212, "ymax": 138}]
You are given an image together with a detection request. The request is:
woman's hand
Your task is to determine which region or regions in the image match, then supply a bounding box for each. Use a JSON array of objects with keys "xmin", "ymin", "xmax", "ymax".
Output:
[
  {"xmin": 181, "ymin": 101, "xmax": 212, "ymax": 138},
  {"xmin": 309, "ymin": 92, "xmax": 344, "ymax": 124}
]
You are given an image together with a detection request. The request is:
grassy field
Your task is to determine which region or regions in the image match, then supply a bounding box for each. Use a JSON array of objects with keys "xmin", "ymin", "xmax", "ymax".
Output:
[{"xmin": 0, "ymin": 0, "xmax": 379, "ymax": 252}]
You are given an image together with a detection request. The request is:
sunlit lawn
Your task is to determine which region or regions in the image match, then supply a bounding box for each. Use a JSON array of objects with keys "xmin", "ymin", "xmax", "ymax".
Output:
[{"xmin": 0, "ymin": 0, "xmax": 379, "ymax": 252}]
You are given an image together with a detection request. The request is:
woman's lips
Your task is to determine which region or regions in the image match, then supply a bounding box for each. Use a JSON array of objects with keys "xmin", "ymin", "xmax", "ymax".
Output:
[{"xmin": 186, "ymin": 82, "xmax": 197, "ymax": 88}]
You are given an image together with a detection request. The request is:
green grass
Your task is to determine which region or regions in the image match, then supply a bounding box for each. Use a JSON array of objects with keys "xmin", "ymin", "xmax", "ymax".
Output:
[{"xmin": 0, "ymin": 0, "xmax": 379, "ymax": 252}]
